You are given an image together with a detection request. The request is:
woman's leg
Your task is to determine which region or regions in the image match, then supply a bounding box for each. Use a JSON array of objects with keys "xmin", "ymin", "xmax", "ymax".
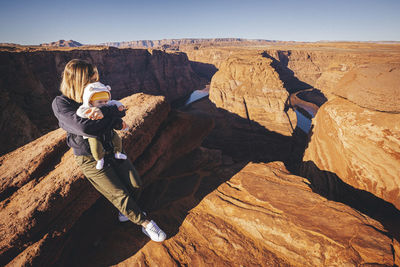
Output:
[
  {"xmin": 110, "ymin": 158, "xmax": 143, "ymax": 204},
  {"xmin": 75, "ymin": 155, "xmax": 146, "ymax": 225}
]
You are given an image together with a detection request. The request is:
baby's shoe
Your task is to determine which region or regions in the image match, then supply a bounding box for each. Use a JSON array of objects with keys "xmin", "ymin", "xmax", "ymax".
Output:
[
  {"xmin": 115, "ymin": 152, "xmax": 127, "ymax": 160},
  {"xmin": 142, "ymin": 220, "xmax": 166, "ymax": 242},
  {"xmin": 118, "ymin": 212, "xmax": 130, "ymax": 222},
  {"xmin": 96, "ymin": 158, "xmax": 105, "ymax": 169},
  {"xmin": 121, "ymin": 125, "xmax": 129, "ymax": 132}
]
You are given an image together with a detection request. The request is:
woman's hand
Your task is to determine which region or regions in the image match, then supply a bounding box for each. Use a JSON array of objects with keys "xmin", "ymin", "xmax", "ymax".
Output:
[
  {"xmin": 118, "ymin": 105, "xmax": 126, "ymax": 111},
  {"xmin": 87, "ymin": 107, "xmax": 104, "ymax": 120}
]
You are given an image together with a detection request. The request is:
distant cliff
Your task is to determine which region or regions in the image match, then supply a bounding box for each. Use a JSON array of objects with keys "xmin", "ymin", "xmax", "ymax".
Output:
[
  {"xmin": 102, "ymin": 38, "xmax": 279, "ymax": 49},
  {"xmin": 0, "ymin": 47, "xmax": 202, "ymax": 155}
]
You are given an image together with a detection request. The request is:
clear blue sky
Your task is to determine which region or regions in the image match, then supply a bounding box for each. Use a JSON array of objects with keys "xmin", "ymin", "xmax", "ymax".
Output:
[{"xmin": 1, "ymin": 0, "xmax": 399, "ymax": 45}]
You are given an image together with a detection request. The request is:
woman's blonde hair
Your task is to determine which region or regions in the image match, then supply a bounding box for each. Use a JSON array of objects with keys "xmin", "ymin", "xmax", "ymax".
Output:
[{"xmin": 60, "ymin": 59, "xmax": 99, "ymax": 103}]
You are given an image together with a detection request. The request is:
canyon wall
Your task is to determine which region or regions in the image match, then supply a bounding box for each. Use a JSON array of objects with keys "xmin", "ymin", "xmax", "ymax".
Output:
[
  {"xmin": 301, "ymin": 96, "xmax": 400, "ymax": 208},
  {"xmin": 264, "ymin": 44, "xmax": 400, "ymax": 95},
  {"xmin": 334, "ymin": 64, "xmax": 400, "ymax": 113},
  {"xmin": 208, "ymin": 51, "xmax": 296, "ymax": 136},
  {"xmin": 0, "ymin": 93, "xmax": 214, "ymax": 266},
  {"xmin": 0, "ymin": 47, "xmax": 202, "ymax": 155},
  {"xmin": 102, "ymin": 38, "xmax": 280, "ymax": 49},
  {"xmin": 183, "ymin": 43, "xmax": 400, "ymax": 95},
  {"xmin": 300, "ymin": 63, "xmax": 400, "ymax": 210}
]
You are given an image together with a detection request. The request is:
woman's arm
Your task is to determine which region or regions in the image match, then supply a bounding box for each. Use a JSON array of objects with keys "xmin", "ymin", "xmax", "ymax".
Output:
[{"xmin": 52, "ymin": 96, "xmax": 118, "ymax": 137}]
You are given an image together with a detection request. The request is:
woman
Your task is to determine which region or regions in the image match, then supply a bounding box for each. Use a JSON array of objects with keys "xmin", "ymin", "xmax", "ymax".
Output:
[{"xmin": 52, "ymin": 59, "xmax": 166, "ymax": 242}]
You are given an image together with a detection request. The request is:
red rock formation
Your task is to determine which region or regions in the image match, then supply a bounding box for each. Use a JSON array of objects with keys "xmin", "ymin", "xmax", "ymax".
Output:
[
  {"xmin": 263, "ymin": 44, "xmax": 400, "ymax": 94},
  {"xmin": 209, "ymin": 51, "xmax": 296, "ymax": 136},
  {"xmin": 334, "ymin": 63, "xmax": 400, "ymax": 113},
  {"xmin": 0, "ymin": 93, "xmax": 214, "ymax": 266},
  {"xmin": 183, "ymin": 43, "xmax": 400, "ymax": 95},
  {"xmin": 301, "ymin": 96, "xmax": 400, "ymax": 209},
  {"xmin": 72, "ymin": 162, "xmax": 397, "ymax": 266},
  {"xmin": 0, "ymin": 47, "xmax": 202, "ymax": 155}
]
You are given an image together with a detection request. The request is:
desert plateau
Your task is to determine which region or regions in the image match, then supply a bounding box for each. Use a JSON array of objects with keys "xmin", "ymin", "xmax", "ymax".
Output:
[{"xmin": 0, "ymin": 38, "xmax": 399, "ymax": 266}]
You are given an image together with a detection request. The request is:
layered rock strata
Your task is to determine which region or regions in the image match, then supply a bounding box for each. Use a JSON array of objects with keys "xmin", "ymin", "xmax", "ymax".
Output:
[
  {"xmin": 0, "ymin": 47, "xmax": 202, "ymax": 155},
  {"xmin": 0, "ymin": 93, "xmax": 213, "ymax": 266},
  {"xmin": 301, "ymin": 97, "xmax": 400, "ymax": 210},
  {"xmin": 263, "ymin": 44, "xmax": 400, "ymax": 94},
  {"xmin": 209, "ymin": 52, "xmax": 296, "ymax": 136},
  {"xmin": 334, "ymin": 63, "xmax": 400, "ymax": 113},
  {"xmin": 183, "ymin": 43, "xmax": 400, "ymax": 96},
  {"xmin": 75, "ymin": 162, "xmax": 397, "ymax": 266}
]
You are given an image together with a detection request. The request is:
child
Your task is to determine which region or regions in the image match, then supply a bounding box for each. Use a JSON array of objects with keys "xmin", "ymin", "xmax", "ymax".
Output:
[{"xmin": 76, "ymin": 81, "xmax": 128, "ymax": 169}]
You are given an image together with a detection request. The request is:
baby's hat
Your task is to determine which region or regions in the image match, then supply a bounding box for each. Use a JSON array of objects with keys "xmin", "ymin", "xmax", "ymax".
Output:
[
  {"xmin": 91, "ymin": 91, "xmax": 110, "ymax": 102},
  {"xmin": 82, "ymin": 82, "xmax": 111, "ymax": 105}
]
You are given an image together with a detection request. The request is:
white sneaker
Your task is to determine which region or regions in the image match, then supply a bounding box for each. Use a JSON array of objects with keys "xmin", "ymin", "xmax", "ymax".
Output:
[
  {"xmin": 142, "ymin": 220, "xmax": 166, "ymax": 242},
  {"xmin": 95, "ymin": 158, "xmax": 104, "ymax": 170},
  {"xmin": 118, "ymin": 212, "xmax": 130, "ymax": 222},
  {"xmin": 115, "ymin": 152, "xmax": 127, "ymax": 160}
]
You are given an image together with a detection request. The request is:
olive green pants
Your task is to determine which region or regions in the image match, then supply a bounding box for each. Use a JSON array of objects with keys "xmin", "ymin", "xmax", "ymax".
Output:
[
  {"xmin": 75, "ymin": 154, "xmax": 146, "ymax": 225},
  {"xmin": 87, "ymin": 130, "xmax": 122, "ymax": 161}
]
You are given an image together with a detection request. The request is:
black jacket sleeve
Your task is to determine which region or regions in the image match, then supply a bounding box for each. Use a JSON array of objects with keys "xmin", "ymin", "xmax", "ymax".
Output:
[
  {"xmin": 52, "ymin": 96, "xmax": 125, "ymax": 138},
  {"xmin": 112, "ymin": 118, "xmax": 124, "ymax": 130}
]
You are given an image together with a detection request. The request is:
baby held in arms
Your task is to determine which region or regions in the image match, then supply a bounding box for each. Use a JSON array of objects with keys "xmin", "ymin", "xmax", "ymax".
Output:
[{"xmin": 76, "ymin": 82, "xmax": 129, "ymax": 169}]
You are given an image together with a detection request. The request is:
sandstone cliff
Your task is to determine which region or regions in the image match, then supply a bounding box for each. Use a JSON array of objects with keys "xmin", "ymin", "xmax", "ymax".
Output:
[
  {"xmin": 334, "ymin": 63, "xmax": 400, "ymax": 113},
  {"xmin": 301, "ymin": 96, "xmax": 400, "ymax": 210},
  {"xmin": 103, "ymin": 38, "xmax": 280, "ymax": 49},
  {"xmin": 263, "ymin": 43, "xmax": 400, "ymax": 95},
  {"xmin": 0, "ymin": 93, "xmax": 214, "ymax": 266},
  {"xmin": 183, "ymin": 43, "xmax": 400, "ymax": 96},
  {"xmin": 208, "ymin": 51, "xmax": 296, "ymax": 136},
  {"xmin": 0, "ymin": 47, "xmax": 202, "ymax": 155}
]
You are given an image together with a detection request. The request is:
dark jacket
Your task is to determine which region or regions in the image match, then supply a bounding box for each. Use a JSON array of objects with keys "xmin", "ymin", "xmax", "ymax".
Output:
[{"xmin": 52, "ymin": 95, "xmax": 125, "ymax": 155}]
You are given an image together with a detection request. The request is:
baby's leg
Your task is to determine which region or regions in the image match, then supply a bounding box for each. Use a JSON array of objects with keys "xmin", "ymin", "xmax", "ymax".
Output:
[
  {"xmin": 88, "ymin": 137, "xmax": 105, "ymax": 169},
  {"xmin": 112, "ymin": 131, "xmax": 127, "ymax": 160}
]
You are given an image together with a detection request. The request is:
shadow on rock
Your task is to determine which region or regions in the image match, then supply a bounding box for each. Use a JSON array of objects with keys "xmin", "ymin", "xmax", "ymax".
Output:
[
  {"xmin": 283, "ymin": 117, "xmax": 400, "ymax": 244},
  {"xmin": 300, "ymin": 161, "xmax": 400, "ymax": 243},
  {"xmin": 261, "ymin": 51, "xmax": 312, "ymax": 93}
]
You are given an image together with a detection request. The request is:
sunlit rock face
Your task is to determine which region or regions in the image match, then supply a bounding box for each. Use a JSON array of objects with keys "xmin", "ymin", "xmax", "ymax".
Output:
[
  {"xmin": 209, "ymin": 52, "xmax": 296, "ymax": 136},
  {"xmin": 334, "ymin": 63, "xmax": 400, "ymax": 113},
  {"xmin": 0, "ymin": 47, "xmax": 202, "ymax": 155},
  {"xmin": 301, "ymin": 96, "xmax": 400, "ymax": 210}
]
